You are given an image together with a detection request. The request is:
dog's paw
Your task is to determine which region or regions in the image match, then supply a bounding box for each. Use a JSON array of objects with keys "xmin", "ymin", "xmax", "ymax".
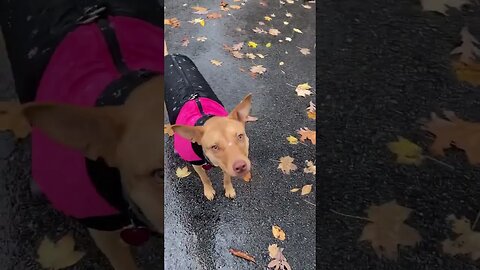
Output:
[
  {"xmin": 204, "ymin": 187, "xmax": 216, "ymax": 201},
  {"xmin": 224, "ymin": 188, "xmax": 236, "ymax": 199}
]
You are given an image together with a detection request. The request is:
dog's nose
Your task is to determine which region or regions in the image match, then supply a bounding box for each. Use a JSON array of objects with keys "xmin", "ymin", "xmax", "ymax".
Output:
[{"xmin": 233, "ymin": 160, "xmax": 247, "ymax": 173}]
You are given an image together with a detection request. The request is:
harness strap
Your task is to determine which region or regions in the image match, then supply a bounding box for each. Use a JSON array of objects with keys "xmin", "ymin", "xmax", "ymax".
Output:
[
  {"xmin": 96, "ymin": 17, "xmax": 130, "ymax": 74},
  {"xmin": 189, "ymin": 95, "xmax": 215, "ymax": 168}
]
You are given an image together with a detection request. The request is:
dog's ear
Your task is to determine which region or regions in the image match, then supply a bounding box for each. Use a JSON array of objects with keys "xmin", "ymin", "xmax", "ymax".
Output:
[
  {"xmin": 22, "ymin": 103, "xmax": 124, "ymax": 166},
  {"xmin": 228, "ymin": 94, "xmax": 252, "ymax": 123},
  {"xmin": 171, "ymin": 125, "xmax": 204, "ymax": 143}
]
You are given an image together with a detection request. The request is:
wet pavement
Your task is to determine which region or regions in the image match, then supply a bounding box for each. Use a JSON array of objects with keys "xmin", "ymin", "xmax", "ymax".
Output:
[
  {"xmin": 318, "ymin": 0, "xmax": 480, "ymax": 269},
  {"xmin": 164, "ymin": 0, "xmax": 316, "ymax": 269}
]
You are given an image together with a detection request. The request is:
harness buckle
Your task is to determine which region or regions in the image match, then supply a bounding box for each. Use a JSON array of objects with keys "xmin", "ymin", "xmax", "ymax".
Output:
[
  {"xmin": 188, "ymin": 93, "xmax": 199, "ymax": 100},
  {"xmin": 76, "ymin": 5, "xmax": 107, "ymax": 25}
]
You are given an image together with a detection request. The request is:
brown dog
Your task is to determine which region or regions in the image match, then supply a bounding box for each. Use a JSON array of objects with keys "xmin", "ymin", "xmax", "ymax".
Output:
[{"xmin": 164, "ymin": 41, "xmax": 254, "ymax": 201}]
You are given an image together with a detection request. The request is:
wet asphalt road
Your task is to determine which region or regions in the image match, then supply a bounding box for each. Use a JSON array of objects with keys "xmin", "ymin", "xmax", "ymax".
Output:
[
  {"xmin": 164, "ymin": 0, "xmax": 316, "ymax": 269},
  {"xmin": 318, "ymin": 0, "xmax": 480, "ymax": 269}
]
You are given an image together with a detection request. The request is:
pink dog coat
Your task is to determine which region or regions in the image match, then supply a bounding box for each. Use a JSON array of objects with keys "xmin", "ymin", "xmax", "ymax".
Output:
[{"xmin": 32, "ymin": 15, "xmax": 164, "ymax": 221}]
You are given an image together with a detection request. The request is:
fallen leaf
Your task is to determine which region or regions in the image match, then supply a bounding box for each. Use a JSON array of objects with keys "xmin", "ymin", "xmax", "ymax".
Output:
[
  {"xmin": 442, "ymin": 214, "xmax": 480, "ymax": 260},
  {"xmin": 279, "ymin": 61, "xmax": 285, "ymax": 66},
  {"xmin": 266, "ymin": 42, "xmax": 272, "ymax": 48},
  {"xmin": 232, "ymin": 42, "xmax": 244, "ymax": 51},
  {"xmin": 189, "ymin": 18, "xmax": 205, "ymax": 27},
  {"xmin": 181, "ymin": 37, "xmax": 190, "ymax": 47},
  {"xmin": 285, "ymin": 37, "xmax": 292, "ymax": 42},
  {"xmin": 258, "ymin": 21, "xmax": 266, "ymax": 26},
  {"xmin": 268, "ymin": 244, "xmax": 279, "ymax": 258},
  {"xmin": 286, "ymin": 12, "xmax": 293, "ymax": 17},
  {"xmin": 302, "ymin": 4, "xmax": 312, "ymax": 9},
  {"xmin": 256, "ymin": 53, "xmax": 265, "ymax": 58},
  {"xmin": 250, "ymin": 65, "xmax": 267, "ymax": 74},
  {"xmin": 176, "ymin": 166, "xmax": 191, "ymax": 178},
  {"xmin": 196, "ymin": 36, "xmax": 208, "ymax": 42},
  {"xmin": 246, "ymin": 53, "xmax": 256, "ymax": 59},
  {"xmin": 248, "ymin": 41, "xmax": 258, "ymax": 48},
  {"xmin": 286, "ymin": 135, "xmax": 299, "ymax": 144},
  {"xmin": 232, "ymin": 51, "xmax": 245, "ymax": 59},
  {"xmin": 286, "ymin": 0, "xmax": 294, "ymax": 3},
  {"xmin": 422, "ymin": 110, "xmax": 480, "ymax": 165},
  {"xmin": 299, "ymin": 47, "xmax": 311, "ymax": 55},
  {"xmin": 229, "ymin": 249, "xmax": 256, "ymax": 263},
  {"xmin": 420, "ymin": 0, "xmax": 472, "ymax": 15},
  {"xmin": 283, "ymin": 21, "xmax": 289, "ymax": 25},
  {"xmin": 297, "ymin": 127, "xmax": 316, "ymax": 145},
  {"xmin": 164, "ymin": 124, "xmax": 174, "ymax": 136},
  {"xmin": 301, "ymin": 184, "xmax": 313, "ymax": 195},
  {"xmin": 270, "ymin": 13, "xmax": 276, "ymax": 17},
  {"xmin": 211, "ymin": 59, "xmax": 223, "ymax": 66},
  {"xmin": 272, "ymin": 225, "xmax": 286, "ymax": 241},
  {"xmin": 295, "ymin": 83, "xmax": 312, "ymax": 97},
  {"xmin": 265, "ymin": 16, "xmax": 273, "ymax": 21},
  {"xmin": 359, "ymin": 200, "xmax": 422, "ymax": 260},
  {"xmin": 451, "ymin": 27, "xmax": 480, "ymax": 64},
  {"xmin": 290, "ymin": 188, "xmax": 300, "ymax": 193},
  {"xmin": 220, "ymin": 0, "xmax": 229, "ymax": 9},
  {"xmin": 452, "ymin": 60, "xmax": 480, "ymax": 86},
  {"xmin": 269, "ymin": 28, "xmax": 281, "ymax": 36},
  {"xmin": 207, "ymin": 12, "xmax": 223, "ymax": 19},
  {"xmin": 267, "ymin": 247, "xmax": 291, "ymax": 270},
  {"xmin": 253, "ymin": 27, "xmax": 267, "ymax": 34},
  {"xmin": 387, "ymin": 136, "xmax": 424, "ymax": 166},
  {"xmin": 242, "ymin": 171, "xmax": 252, "ymax": 182},
  {"xmin": 191, "ymin": 6, "xmax": 208, "ymax": 13},
  {"xmin": 230, "ymin": 5, "xmax": 242, "ymax": 9},
  {"xmin": 306, "ymin": 101, "xmax": 316, "ymax": 119},
  {"xmin": 304, "ymin": 160, "xmax": 316, "ymax": 175},
  {"xmin": 278, "ymin": 156, "xmax": 297, "ymax": 174},
  {"xmin": 293, "ymin": 28, "xmax": 303, "ymax": 34},
  {"xmin": 164, "ymin": 18, "xmax": 180, "ymax": 28},
  {"xmin": 37, "ymin": 233, "xmax": 85, "ymax": 270}
]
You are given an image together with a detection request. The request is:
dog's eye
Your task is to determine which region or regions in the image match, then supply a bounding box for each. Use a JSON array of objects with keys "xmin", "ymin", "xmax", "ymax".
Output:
[
  {"xmin": 211, "ymin": 145, "xmax": 219, "ymax": 151},
  {"xmin": 237, "ymin": 134, "xmax": 244, "ymax": 140},
  {"xmin": 151, "ymin": 168, "xmax": 164, "ymax": 182}
]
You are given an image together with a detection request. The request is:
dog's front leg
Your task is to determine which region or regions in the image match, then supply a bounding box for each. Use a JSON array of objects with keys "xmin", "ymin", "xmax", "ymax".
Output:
[
  {"xmin": 223, "ymin": 173, "xmax": 236, "ymax": 199},
  {"xmin": 192, "ymin": 165, "xmax": 216, "ymax": 200},
  {"xmin": 88, "ymin": 229, "xmax": 138, "ymax": 270}
]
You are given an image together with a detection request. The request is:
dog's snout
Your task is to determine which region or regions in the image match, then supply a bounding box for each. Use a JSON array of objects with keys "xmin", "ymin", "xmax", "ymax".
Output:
[{"xmin": 233, "ymin": 160, "xmax": 247, "ymax": 173}]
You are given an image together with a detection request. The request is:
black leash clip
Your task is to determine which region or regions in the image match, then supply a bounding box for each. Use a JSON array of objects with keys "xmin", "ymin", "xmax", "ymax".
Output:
[{"xmin": 76, "ymin": 5, "xmax": 107, "ymax": 25}]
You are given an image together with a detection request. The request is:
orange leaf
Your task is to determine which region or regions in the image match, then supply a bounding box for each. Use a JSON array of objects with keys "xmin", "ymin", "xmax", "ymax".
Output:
[
  {"xmin": 229, "ymin": 248, "xmax": 256, "ymax": 263},
  {"xmin": 164, "ymin": 18, "xmax": 180, "ymax": 28}
]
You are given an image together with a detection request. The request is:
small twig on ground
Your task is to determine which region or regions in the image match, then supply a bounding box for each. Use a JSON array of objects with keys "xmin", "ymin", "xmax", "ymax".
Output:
[
  {"xmin": 330, "ymin": 209, "xmax": 373, "ymax": 222},
  {"xmin": 424, "ymin": 155, "xmax": 454, "ymax": 170},
  {"xmin": 472, "ymin": 210, "xmax": 480, "ymax": 230},
  {"xmin": 303, "ymin": 199, "xmax": 316, "ymax": 206},
  {"xmin": 269, "ymin": 159, "xmax": 279, "ymax": 163},
  {"xmin": 286, "ymin": 83, "xmax": 296, "ymax": 88}
]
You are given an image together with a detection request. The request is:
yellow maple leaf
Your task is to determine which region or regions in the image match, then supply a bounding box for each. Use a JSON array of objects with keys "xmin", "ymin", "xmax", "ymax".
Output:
[
  {"xmin": 189, "ymin": 18, "xmax": 205, "ymax": 27},
  {"xmin": 387, "ymin": 136, "xmax": 424, "ymax": 165},
  {"xmin": 37, "ymin": 233, "xmax": 85, "ymax": 270},
  {"xmin": 176, "ymin": 166, "xmax": 192, "ymax": 178},
  {"xmin": 295, "ymin": 83, "xmax": 312, "ymax": 97},
  {"xmin": 272, "ymin": 225, "xmax": 286, "ymax": 241},
  {"xmin": 286, "ymin": 135, "xmax": 299, "ymax": 144},
  {"xmin": 301, "ymin": 184, "xmax": 313, "ymax": 195},
  {"xmin": 278, "ymin": 156, "xmax": 297, "ymax": 174},
  {"xmin": 248, "ymin": 41, "xmax": 258, "ymax": 48},
  {"xmin": 265, "ymin": 16, "xmax": 273, "ymax": 21}
]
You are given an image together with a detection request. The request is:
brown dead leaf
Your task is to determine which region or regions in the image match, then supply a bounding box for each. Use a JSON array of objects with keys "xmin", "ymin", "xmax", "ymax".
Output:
[
  {"xmin": 250, "ymin": 65, "xmax": 267, "ymax": 74},
  {"xmin": 269, "ymin": 28, "xmax": 281, "ymax": 36},
  {"xmin": 272, "ymin": 225, "xmax": 286, "ymax": 241},
  {"xmin": 164, "ymin": 18, "xmax": 180, "ymax": 28},
  {"xmin": 232, "ymin": 42, "xmax": 244, "ymax": 51},
  {"xmin": 232, "ymin": 51, "xmax": 245, "ymax": 59},
  {"xmin": 253, "ymin": 27, "xmax": 267, "ymax": 34},
  {"xmin": 220, "ymin": 0, "xmax": 229, "ymax": 10},
  {"xmin": 452, "ymin": 60, "xmax": 480, "ymax": 87},
  {"xmin": 268, "ymin": 244, "xmax": 279, "ymax": 258},
  {"xmin": 207, "ymin": 12, "xmax": 223, "ymax": 19},
  {"xmin": 246, "ymin": 53, "xmax": 256, "ymax": 59},
  {"xmin": 421, "ymin": 110, "xmax": 480, "ymax": 165},
  {"xmin": 230, "ymin": 5, "xmax": 242, "ymax": 9},
  {"xmin": 164, "ymin": 124, "xmax": 174, "ymax": 136},
  {"xmin": 299, "ymin": 47, "xmax": 311, "ymax": 55},
  {"xmin": 290, "ymin": 188, "xmax": 300, "ymax": 192},
  {"xmin": 191, "ymin": 6, "xmax": 208, "ymax": 13},
  {"xmin": 295, "ymin": 83, "xmax": 313, "ymax": 97},
  {"xmin": 420, "ymin": 0, "xmax": 472, "ymax": 15},
  {"xmin": 442, "ymin": 214, "xmax": 480, "ymax": 260},
  {"xmin": 278, "ymin": 156, "xmax": 297, "ymax": 174},
  {"xmin": 297, "ymin": 127, "xmax": 316, "ymax": 145},
  {"xmin": 267, "ymin": 247, "xmax": 291, "ymax": 270},
  {"xmin": 242, "ymin": 171, "xmax": 252, "ymax": 182},
  {"xmin": 304, "ymin": 160, "xmax": 316, "ymax": 175},
  {"xmin": 37, "ymin": 233, "xmax": 85, "ymax": 270},
  {"xmin": 211, "ymin": 59, "xmax": 223, "ymax": 66},
  {"xmin": 181, "ymin": 37, "xmax": 190, "ymax": 47},
  {"xmin": 306, "ymin": 101, "xmax": 316, "ymax": 119},
  {"xmin": 451, "ymin": 27, "xmax": 480, "ymax": 64},
  {"xmin": 359, "ymin": 200, "xmax": 421, "ymax": 260},
  {"xmin": 300, "ymin": 184, "xmax": 312, "ymax": 195},
  {"xmin": 229, "ymin": 248, "xmax": 256, "ymax": 263}
]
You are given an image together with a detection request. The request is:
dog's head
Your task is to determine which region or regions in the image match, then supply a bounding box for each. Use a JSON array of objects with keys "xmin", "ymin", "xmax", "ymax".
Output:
[
  {"xmin": 172, "ymin": 94, "xmax": 253, "ymax": 177},
  {"xmin": 0, "ymin": 75, "xmax": 165, "ymax": 233}
]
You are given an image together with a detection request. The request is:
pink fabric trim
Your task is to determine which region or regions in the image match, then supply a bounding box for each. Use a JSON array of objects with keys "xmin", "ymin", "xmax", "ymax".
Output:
[
  {"xmin": 32, "ymin": 16, "xmax": 164, "ymax": 219},
  {"xmin": 173, "ymin": 98, "xmax": 228, "ymax": 162}
]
